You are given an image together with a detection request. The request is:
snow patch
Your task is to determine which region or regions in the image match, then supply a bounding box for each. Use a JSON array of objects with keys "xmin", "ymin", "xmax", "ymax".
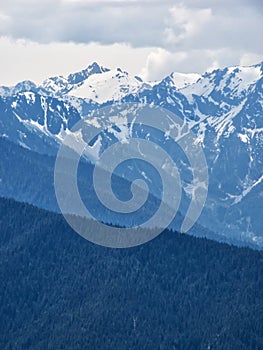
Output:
[
  {"xmin": 238, "ymin": 133, "xmax": 249, "ymax": 143},
  {"xmin": 170, "ymin": 72, "xmax": 201, "ymax": 89}
]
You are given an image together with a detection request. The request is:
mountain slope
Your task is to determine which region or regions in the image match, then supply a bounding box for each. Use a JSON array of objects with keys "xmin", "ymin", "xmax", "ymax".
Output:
[
  {"xmin": 0, "ymin": 92, "xmax": 81, "ymax": 154},
  {"xmin": 0, "ymin": 137, "xmax": 173, "ymax": 232},
  {"xmin": 0, "ymin": 197, "xmax": 262, "ymax": 350}
]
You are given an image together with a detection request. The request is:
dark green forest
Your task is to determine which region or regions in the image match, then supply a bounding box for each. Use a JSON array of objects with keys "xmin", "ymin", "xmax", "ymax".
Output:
[{"xmin": 0, "ymin": 198, "xmax": 262, "ymax": 350}]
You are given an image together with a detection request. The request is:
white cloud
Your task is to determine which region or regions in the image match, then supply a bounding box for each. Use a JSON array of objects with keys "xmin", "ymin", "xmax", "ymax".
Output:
[
  {"xmin": 141, "ymin": 48, "xmax": 188, "ymax": 80},
  {"xmin": 0, "ymin": 37, "xmax": 154, "ymax": 85},
  {"xmin": 164, "ymin": 5, "xmax": 212, "ymax": 45},
  {"xmin": 0, "ymin": 0, "xmax": 262, "ymax": 84},
  {"xmin": 240, "ymin": 53, "xmax": 263, "ymax": 67},
  {"xmin": 141, "ymin": 47, "xmax": 262, "ymax": 81}
]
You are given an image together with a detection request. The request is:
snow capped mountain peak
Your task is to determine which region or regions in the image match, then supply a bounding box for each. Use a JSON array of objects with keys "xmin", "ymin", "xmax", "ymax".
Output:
[
  {"xmin": 68, "ymin": 66, "xmax": 144, "ymax": 103},
  {"xmin": 38, "ymin": 62, "xmax": 111, "ymax": 97},
  {"xmin": 0, "ymin": 80, "xmax": 36, "ymax": 97},
  {"xmin": 39, "ymin": 76, "xmax": 69, "ymax": 96},
  {"xmin": 67, "ymin": 62, "xmax": 110, "ymax": 85},
  {"xmin": 180, "ymin": 62, "xmax": 263, "ymax": 102},
  {"xmin": 165, "ymin": 72, "xmax": 201, "ymax": 89}
]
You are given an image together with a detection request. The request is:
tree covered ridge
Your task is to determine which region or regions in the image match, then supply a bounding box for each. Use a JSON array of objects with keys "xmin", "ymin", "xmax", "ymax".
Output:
[{"xmin": 0, "ymin": 198, "xmax": 262, "ymax": 350}]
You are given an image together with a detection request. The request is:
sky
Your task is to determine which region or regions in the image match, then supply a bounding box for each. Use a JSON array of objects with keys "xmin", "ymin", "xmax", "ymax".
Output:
[{"xmin": 0, "ymin": 0, "xmax": 263, "ymax": 85}]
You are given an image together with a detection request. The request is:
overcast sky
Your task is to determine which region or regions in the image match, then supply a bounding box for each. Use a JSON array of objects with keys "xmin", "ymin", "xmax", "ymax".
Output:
[{"xmin": 0, "ymin": 0, "xmax": 263, "ymax": 85}]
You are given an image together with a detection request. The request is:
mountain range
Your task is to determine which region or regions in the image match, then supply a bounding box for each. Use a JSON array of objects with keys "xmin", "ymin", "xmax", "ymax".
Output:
[{"xmin": 0, "ymin": 61, "xmax": 262, "ymax": 248}]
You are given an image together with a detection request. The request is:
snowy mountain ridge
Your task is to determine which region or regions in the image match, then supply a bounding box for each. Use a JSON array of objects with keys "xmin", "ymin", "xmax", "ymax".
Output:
[{"xmin": 0, "ymin": 61, "xmax": 262, "ymax": 248}]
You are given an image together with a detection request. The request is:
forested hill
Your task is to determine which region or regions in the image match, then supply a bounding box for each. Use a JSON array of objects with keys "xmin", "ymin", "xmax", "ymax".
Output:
[{"xmin": 0, "ymin": 197, "xmax": 262, "ymax": 350}]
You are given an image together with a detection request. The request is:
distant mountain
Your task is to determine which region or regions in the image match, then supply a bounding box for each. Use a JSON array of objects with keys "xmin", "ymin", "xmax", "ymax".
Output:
[
  {"xmin": 0, "ymin": 138, "xmax": 173, "ymax": 234},
  {"xmin": 0, "ymin": 62, "xmax": 262, "ymax": 248},
  {"xmin": 39, "ymin": 62, "xmax": 110, "ymax": 97}
]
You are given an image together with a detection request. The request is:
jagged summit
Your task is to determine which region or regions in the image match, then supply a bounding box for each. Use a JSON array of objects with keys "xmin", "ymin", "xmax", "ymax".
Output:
[
  {"xmin": 38, "ymin": 62, "xmax": 111, "ymax": 97},
  {"xmin": 67, "ymin": 66, "xmax": 144, "ymax": 103},
  {"xmin": 0, "ymin": 80, "xmax": 37, "ymax": 97},
  {"xmin": 67, "ymin": 62, "xmax": 110, "ymax": 85}
]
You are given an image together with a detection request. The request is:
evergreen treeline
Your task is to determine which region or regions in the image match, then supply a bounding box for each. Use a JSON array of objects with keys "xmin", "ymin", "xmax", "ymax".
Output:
[{"xmin": 0, "ymin": 198, "xmax": 262, "ymax": 350}]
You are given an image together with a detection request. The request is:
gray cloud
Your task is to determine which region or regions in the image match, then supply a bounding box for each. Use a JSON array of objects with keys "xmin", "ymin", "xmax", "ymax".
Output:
[
  {"xmin": 0, "ymin": 0, "xmax": 262, "ymax": 53},
  {"xmin": 163, "ymin": 3, "xmax": 263, "ymax": 53},
  {"xmin": 0, "ymin": 0, "xmax": 169, "ymax": 46}
]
